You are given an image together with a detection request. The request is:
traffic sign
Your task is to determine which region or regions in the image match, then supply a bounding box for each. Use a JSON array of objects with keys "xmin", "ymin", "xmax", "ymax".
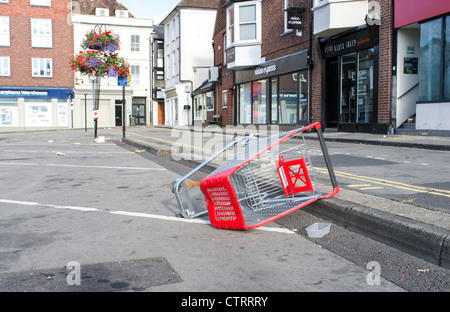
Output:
[
  {"xmin": 93, "ymin": 110, "xmax": 99, "ymax": 119},
  {"xmin": 118, "ymin": 75, "xmax": 130, "ymax": 86}
]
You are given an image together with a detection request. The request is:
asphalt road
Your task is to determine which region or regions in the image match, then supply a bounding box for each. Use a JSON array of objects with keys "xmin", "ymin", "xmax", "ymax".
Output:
[{"xmin": 0, "ymin": 128, "xmax": 448, "ymax": 294}]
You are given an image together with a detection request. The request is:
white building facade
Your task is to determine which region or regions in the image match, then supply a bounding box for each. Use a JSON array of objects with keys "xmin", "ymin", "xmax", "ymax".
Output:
[
  {"xmin": 161, "ymin": 1, "xmax": 217, "ymax": 126},
  {"xmin": 71, "ymin": 11, "xmax": 154, "ymax": 129}
]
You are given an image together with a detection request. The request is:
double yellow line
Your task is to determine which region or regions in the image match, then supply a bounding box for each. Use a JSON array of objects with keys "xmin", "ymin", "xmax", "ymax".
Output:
[
  {"xmin": 128, "ymin": 131, "xmax": 450, "ymax": 199},
  {"xmin": 315, "ymin": 167, "xmax": 450, "ymax": 198}
]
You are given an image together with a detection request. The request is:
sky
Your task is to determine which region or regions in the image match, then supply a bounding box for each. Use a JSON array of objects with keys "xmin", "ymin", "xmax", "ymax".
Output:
[{"xmin": 118, "ymin": 0, "xmax": 183, "ymax": 24}]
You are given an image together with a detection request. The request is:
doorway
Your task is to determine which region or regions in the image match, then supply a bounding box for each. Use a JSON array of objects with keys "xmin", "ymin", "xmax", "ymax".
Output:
[
  {"xmin": 326, "ymin": 58, "xmax": 339, "ymax": 128},
  {"xmin": 158, "ymin": 102, "xmax": 165, "ymax": 125},
  {"xmin": 115, "ymin": 103, "xmax": 122, "ymax": 127},
  {"xmin": 132, "ymin": 97, "xmax": 146, "ymax": 125}
]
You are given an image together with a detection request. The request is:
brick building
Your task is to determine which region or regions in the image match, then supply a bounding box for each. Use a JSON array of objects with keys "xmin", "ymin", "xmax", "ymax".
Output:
[
  {"xmin": 0, "ymin": 0, "xmax": 74, "ymax": 128},
  {"xmin": 211, "ymin": 0, "xmax": 393, "ymax": 134}
]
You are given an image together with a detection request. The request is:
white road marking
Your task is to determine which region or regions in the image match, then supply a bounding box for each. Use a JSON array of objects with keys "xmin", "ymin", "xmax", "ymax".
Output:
[
  {"xmin": 0, "ymin": 162, "xmax": 165, "ymax": 171},
  {"xmin": 0, "ymin": 199, "xmax": 295, "ymax": 234},
  {"xmin": 46, "ymin": 164, "xmax": 166, "ymax": 171}
]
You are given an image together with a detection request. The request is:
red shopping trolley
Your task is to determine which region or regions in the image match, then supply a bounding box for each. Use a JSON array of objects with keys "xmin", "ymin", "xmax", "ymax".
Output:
[{"xmin": 171, "ymin": 122, "xmax": 339, "ymax": 230}]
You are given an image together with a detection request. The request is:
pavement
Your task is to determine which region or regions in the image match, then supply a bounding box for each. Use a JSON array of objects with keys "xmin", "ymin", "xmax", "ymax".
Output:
[{"xmin": 119, "ymin": 125, "xmax": 450, "ymax": 270}]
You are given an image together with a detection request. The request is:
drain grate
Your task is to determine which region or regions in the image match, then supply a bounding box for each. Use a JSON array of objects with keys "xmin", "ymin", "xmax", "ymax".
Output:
[{"xmin": 0, "ymin": 257, "xmax": 182, "ymax": 292}]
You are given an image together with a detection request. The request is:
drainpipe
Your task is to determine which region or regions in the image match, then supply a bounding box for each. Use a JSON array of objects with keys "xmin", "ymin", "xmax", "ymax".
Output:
[{"xmin": 309, "ymin": 0, "xmax": 314, "ymax": 125}]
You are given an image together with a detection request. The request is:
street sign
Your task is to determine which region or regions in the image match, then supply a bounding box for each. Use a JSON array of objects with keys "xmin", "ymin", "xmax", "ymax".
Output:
[
  {"xmin": 118, "ymin": 75, "xmax": 130, "ymax": 86},
  {"xmin": 93, "ymin": 110, "xmax": 99, "ymax": 119}
]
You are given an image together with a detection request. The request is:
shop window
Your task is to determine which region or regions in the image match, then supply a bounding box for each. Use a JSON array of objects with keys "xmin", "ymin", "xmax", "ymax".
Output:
[
  {"xmin": 444, "ymin": 16, "xmax": 450, "ymax": 100},
  {"xmin": 419, "ymin": 18, "xmax": 442, "ymax": 102},
  {"xmin": 340, "ymin": 49, "xmax": 374, "ymax": 123},
  {"xmin": 239, "ymin": 82, "xmax": 251, "ymax": 124},
  {"xmin": 279, "ymin": 73, "xmax": 298, "ymax": 124},
  {"xmin": 419, "ymin": 15, "xmax": 450, "ymax": 101},
  {"xmin": 299, "ymin": 72, "xmax": 308, "ymax": 121},
  {"xmin": 252, "ymin": 79, "xmax": 266, "ymax": 123},
  {"xmin": 271, "ymin": 78, "xmax": 278, "ymax": 124},
  {"xmin": 239, "ymin": 70, "xmax": 309, "ymax": 125}
]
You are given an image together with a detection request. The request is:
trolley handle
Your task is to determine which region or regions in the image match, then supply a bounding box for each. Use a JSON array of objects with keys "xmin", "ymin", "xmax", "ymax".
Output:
[{"xmin": 303, "ymin": 123, "xmax": 339, "ymax": 198}]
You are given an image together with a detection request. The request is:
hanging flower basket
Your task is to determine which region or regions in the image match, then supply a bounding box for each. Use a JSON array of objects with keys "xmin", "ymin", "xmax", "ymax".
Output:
[
  {"xmin": 69, "ymin": 26, "xmax": 130, "ymax": 78},
  {"xmin": 70, "ymin": 51, "xmax": 130, "ymax": 78},
  {"xmin": 81, "ymin": 29, "xmax": 120, "ymax": 53}
]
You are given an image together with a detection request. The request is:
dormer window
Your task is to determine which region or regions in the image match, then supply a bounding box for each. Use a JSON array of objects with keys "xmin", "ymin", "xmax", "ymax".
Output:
[
  {"xmin": 115, "ymin": 10, "xmax": 129, "ymax": 18},
  {"xmin": 96, "ymin": 8, "xmax": 109, "ymax": 16}
]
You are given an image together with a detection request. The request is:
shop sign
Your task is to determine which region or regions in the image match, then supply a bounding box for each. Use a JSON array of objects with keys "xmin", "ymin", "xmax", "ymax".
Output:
[
  {"xmin": 255, "ymin": 65, "xmax": 277, "ymax": 76},
  {"xmin": 0, "ymin": 88, "xmax": 73, "ymax": 99},
  {"xmin": 320, "ymin": 29, "xmax": 377, "ymax": 59},
  {"xmin": 287, "ymin": 8, "xmax": 305, "ymax": 30}
]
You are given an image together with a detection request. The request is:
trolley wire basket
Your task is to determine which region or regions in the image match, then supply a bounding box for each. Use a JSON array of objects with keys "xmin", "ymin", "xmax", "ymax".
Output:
[{"xmin": 171, "ymin": 122, "xmax": 339, "ymax": 230}]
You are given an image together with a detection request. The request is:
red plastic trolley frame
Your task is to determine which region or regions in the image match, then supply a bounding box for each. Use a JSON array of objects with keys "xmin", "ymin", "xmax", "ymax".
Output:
[{"xmin": 171, "ymin": 122, "xmax": 339, "ymax": 230}]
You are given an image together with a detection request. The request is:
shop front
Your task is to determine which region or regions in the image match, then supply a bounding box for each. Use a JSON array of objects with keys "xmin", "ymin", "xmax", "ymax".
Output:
[
  {"xmin": 235, "ymin": 50, "xmax": 310, "ymax": 129},
  {"xmin": 394, "ymin": 0, "xmax": 450, "ymax": 135},
  {"xmin": 0, "ymin": 87, "xmax": 74, "ymax": 129},
  {"xmin": 320, "ymin": 26, "xmax": 382, "ymax": 133}
]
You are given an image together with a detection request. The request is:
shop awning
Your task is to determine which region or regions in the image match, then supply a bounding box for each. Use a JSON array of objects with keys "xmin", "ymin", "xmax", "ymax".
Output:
[{"xmin": 192, "ymin": 81, "xmax": 214, "ymax": 96}]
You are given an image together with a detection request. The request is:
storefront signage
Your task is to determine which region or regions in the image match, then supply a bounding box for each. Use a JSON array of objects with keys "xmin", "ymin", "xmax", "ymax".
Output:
[
  {"xmin": 236, "ymin": 50, "xmax": 308, "ymax": 84},
  {"xmin": 0, "ymin": 88, "xmax": 73, "ymax": 99},
  {"xmin": 320, "ymin": 28, "xmax": 377, "ymax": 59},
  {"xmin": 255, "ymin": 65, "xmax": 277, "ymax": 76},
  {"xmin": 286, "ymin": 8, "xmax": 305, "ymax": 30}
]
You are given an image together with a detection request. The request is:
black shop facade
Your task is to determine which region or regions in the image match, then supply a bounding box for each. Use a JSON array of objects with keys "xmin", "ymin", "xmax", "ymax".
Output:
[
  {"xmin": 319, "ymin": 26, "xmax": 381, "ymax": 133},
  {"xmin": 234, "ymin": 50, "xmax": 310, "ymax": 130}
]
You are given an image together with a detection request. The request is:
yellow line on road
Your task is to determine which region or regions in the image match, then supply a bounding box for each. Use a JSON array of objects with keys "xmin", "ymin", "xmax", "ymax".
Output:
[
  {"xmin": 126, "ymin": 132, "xmax": 450, "ymax": 199},
  {"xmin": 316, "ymin": 167, "xmax": 450, "ymax": 198}
]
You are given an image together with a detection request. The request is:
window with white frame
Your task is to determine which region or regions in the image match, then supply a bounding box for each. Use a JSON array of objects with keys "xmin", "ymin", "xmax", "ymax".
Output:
[
  {"xmin": 115, "ymin": 10, "xmax": 128, "ymax": 18},
  {"xmin": 131, "ymin": 34, "xmax": 140, "ymax": 52},
  {"xmin": 226, "ymin": 1, "xmax": 261, "ymax": 46},
  {"xmin": 30, "ymin": 0, "xmax": 50, "ymax": 6},
  {"xmin": 227, "ymin": 6, "xmax": 234, "ymax": 45},
  {"xmin": 31, "ymin": 18, "xmax": 52, "ymax": 48},
  {"xmin": 96, "ymin": 8, "xmax": 109, "ymax": 16},
  {"xmin": 0, "ymin": 16, "xmax": 9, "ymax": 46},
  {"xmin": 131, "ymin": 65, "xmax": 140, "ymax": 85},
  {"xmin": 0, "ymin": 56, "xmax": 10, "ymax": 76},
  {"xmin": 32, "ymin": 58, "xmax": 52, "ymax": 77}
]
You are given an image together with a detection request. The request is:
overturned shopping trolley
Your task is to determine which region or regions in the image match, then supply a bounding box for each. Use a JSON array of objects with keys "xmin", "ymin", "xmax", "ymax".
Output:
[{"xmin": 171, "ymin": 122, "xmax": 339, "ymax": 230}]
